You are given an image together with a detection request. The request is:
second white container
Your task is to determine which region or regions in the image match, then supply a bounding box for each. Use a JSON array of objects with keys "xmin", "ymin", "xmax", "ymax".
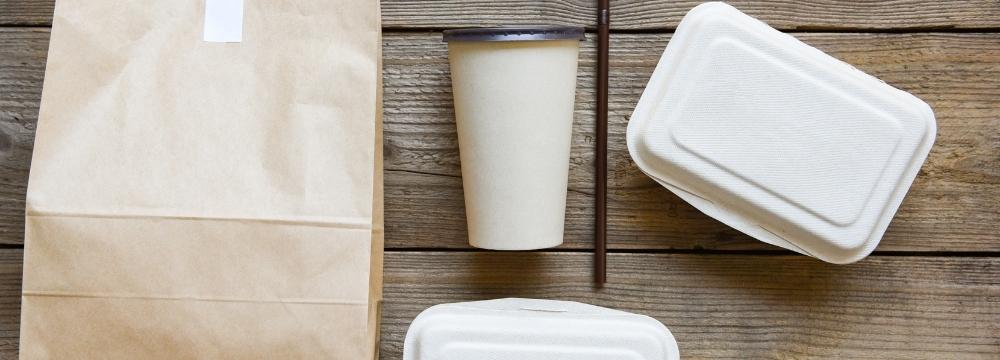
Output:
[
  {"xmin": 444, "ymin": 27, "xmax": 584, "ymax": 250},
  {"xmin": 403, "ymin": 298, "xmax": 680, "ymax": 360}
]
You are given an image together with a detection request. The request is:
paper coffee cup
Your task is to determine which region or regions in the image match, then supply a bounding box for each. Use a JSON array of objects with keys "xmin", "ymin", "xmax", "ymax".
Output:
[{"xmin": 444, "ymin": 27, "xmax": 584, "ymax": 250}]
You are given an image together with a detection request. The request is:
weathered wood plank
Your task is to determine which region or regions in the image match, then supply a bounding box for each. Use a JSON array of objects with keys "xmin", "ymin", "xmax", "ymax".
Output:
[
  {"xmin": 1, "ymin": 29, "xmax": 998, "ymax": 251},
  {"xmin": 610, "ymin": 0, "xmax": 1000, "ymax": 31},
  {"xmin": 0, "ymin": 250, "xmax": 995, "ymax": 358},
  {"xmin": 382, "ymin": 31, "xmax": 1000, "ymax": 251},
  {"xmin": 380, "ymin": 252, "xmax": 1000, "ymax": 359},
  {"xmin": 0, "ymin": 28, "xmax": 43, "ymax": 245},
  {"xmin": 0, "ymin": 0, "xmax": 51, "ymax": 26},
  {"xmin": 381, "ymin": 31, "xmax": 598, "ymax": 249},
  {"xmin": 0, "ymin": 250, "xmax": 21, "ymax": 358},
  {"xmin": 605, "ymin": 33, "xmax": 1000, "ymax": 251},
  {"xmin": 3, "ymin": 0, "xmax": 1000, "ymax": 30}
]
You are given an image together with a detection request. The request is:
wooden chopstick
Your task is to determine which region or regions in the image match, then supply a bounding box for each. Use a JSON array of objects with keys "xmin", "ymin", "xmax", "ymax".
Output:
[{"xmin": 595, "ymin": 0, "xmax": 610, "ymax": 285}]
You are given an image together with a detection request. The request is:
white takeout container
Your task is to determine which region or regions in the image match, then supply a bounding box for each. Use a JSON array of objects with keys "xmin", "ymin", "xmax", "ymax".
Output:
[
  {"xmin": 626, "ymin": 2, "xmax": 936, "ymax": 264},
  {"xmin": 403, "ymin": 298, "xmax": 680, "ymax": 360}
]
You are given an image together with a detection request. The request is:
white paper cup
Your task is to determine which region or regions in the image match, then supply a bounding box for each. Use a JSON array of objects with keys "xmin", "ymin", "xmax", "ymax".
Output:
[{"xmin": 444, "ymin": 27, "xmax": 584, "ymax": 250}]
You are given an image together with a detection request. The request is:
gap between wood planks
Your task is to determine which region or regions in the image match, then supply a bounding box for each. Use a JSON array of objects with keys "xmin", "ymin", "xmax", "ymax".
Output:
[
  {"xmin": 365, "ymin": 26, "xmax": 1000, "ymax": 36},
  {"xmin": 2, "ymin": 23, "xmax": 1000, "ymax": 33},
  {"xmin": 383, "ymin": 247, "xmax": 1000, "ymax": 258},
  {"xmin": 379, "ymin": 26, "xmax": 1000, "ymax": 34},
  {"xmin": 0, "ymin": 239, "xmax": 996, "ymax": 257}
]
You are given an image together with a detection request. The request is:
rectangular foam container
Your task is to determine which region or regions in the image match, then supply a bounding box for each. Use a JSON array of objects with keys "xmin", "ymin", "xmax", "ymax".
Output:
[
  {"xmin": 626, "ymin": 2, "xmax": 936, "ymax": 264},
  {"xmin": 403, "ymin": 298, "xmax": 680, "ymax": 360}
]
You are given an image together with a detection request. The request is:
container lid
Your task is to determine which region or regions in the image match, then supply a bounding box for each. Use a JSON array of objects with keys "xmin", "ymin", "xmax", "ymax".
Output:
[
  {"xmin": 626, "ymin": 2, "xmax": 936, "ymax": 264},
  {"xmin": 443, "ymin": 26, "xmax": 585, "ymax": 42},
  {"xmin": 403, "ymin": 298, "xmax": 680, "ymax": 360}
]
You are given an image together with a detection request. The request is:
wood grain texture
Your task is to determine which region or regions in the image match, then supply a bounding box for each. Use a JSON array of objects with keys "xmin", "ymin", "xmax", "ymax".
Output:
[
  {"xmin": 2, "ymin": 0, "xmax": 1000, "ymax": 30},
  {"xmin": 383, "ymin": 32, "xmax": 1000, "ymax": 251},
  {"xmin": 379, "ymin": 251, "xmax": 1000, "ymax": 359},
  {"xmin": 0, "ymin": 2, "xmax": 998, "ymax": 360},
  {"xmin": 605, "ymin": 32, "xmax": 1000, "ymax": 251},
  {"xmin": 0, "ymin": 250, "xmax": 995, "ymax": 358},
  {"xmin": 0, "ymin": 28, "xmax": 43, "ymax": 245},
  {"xmin": 0, "ymin": 249, "xmax": 20, "ymax": 358},
  {"xmin": 610, "ymin": 0, "xmax": 1000, "ymax": 31},
  {"xmin": 1, "ymin": 29, "xmax": 998, "ymax": 250}
]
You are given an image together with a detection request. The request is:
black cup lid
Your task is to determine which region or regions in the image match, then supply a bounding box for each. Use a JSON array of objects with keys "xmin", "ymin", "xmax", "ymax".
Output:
[{"xmin": 443, "ymin": 26, "xmax": 585, "ymax": 42}]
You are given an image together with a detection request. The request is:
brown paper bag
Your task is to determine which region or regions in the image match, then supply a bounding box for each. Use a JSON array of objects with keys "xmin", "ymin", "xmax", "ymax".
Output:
[{"xmin": 20, "ymin": 0, "xmax": 383, "ymax": 358}]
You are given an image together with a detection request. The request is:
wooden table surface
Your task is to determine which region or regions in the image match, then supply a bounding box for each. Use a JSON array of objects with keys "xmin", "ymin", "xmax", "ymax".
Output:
[{"xmin": 1, "ymin": 0, "xmax": 999, "ymax": 358}]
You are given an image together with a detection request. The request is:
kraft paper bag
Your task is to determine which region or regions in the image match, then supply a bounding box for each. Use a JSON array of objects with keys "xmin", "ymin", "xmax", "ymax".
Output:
[{"xmin": 20, "ymin": 0, "xmax": 383, "ymax": 358}]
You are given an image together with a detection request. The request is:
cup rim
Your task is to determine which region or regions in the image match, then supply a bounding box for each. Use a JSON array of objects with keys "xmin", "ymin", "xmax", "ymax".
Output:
[{"xmin": 443, "ymin": 26, "xmax": 586, "ymax": 42}]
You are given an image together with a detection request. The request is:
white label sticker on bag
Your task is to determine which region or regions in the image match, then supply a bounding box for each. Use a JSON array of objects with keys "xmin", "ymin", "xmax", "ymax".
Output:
[{"xmin": 203, "ymin": 0, "xmax": 244, "ymax": 42}]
